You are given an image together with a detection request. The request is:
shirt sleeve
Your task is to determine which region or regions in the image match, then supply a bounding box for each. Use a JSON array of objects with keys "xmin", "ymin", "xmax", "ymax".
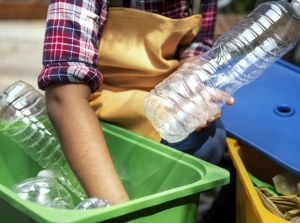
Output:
[
  {"xmin": 177, "ymin": 0, "xmax": 217, "ymax": 59},
  {"xmin": 38, "ymin": 0, "xmax": 107, "ymax": 93}
]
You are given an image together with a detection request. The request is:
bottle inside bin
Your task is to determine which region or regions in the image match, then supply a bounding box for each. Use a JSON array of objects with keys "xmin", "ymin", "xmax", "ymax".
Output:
[
  {"xmin": 143, "ymin": 0, "xmax": 300, "ymax": 143},
  {"xmin": 0, "ymin": 81, "xmax": 88, "ymax": 201}
]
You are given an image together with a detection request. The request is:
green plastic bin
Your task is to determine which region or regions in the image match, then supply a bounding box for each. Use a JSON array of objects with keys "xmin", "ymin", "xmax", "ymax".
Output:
[{"xmin": 0, "ymin": 121, "xmax": 229, "ymax": 223}]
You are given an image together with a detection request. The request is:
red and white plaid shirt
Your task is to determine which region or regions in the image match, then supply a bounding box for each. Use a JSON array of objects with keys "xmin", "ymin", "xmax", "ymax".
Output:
[{"xmin": 38, "ymin": 0, "xmax": 217, "ymax": 92}]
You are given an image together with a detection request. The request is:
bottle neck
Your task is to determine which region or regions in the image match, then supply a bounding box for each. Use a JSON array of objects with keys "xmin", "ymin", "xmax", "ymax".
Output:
[
  {"xmin": 290, "ymin": 0, "xmax": 300, "ymax": 42},
  {"xmin": 279, "ymin": 0, "xmax": 300, "ymax": 42},
  {"xmin": 290, "ymin": 0, "xmax": 300, "ymax": 19}
]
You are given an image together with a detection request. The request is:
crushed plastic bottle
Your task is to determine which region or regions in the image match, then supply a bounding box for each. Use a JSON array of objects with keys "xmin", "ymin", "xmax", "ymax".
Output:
[{"xmin": 143, "ymin": 0, "xmax": 300, "ymax": 143}]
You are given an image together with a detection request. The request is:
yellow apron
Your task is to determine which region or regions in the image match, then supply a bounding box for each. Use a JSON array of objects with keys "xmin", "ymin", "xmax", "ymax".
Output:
[{"xmin": 89, "ymin": 7, "xmax": 202, "ymax": 141}]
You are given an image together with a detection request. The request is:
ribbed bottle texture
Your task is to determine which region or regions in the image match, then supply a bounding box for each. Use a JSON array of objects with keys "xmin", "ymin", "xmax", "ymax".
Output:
[
  {"xmin": 143, "ymin": 0, "xmax": 300, "ymax": 143},
  {"xmin": 0, "ymin": 81, "xmax": 87, "ymax": 200}
]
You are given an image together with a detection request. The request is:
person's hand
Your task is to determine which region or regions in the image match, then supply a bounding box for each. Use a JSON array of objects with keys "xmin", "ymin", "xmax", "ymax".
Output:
[
  {"xmin": 177, "ymin": 57, "xmax": 235, "ymax": 131},
  {"xmin": 195, "ymin": 96, "xmax": 234, "ymax": 131}
]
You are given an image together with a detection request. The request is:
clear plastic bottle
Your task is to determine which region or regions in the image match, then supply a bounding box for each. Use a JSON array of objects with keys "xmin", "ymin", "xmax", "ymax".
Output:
[
  {"xmin": 143, "ymin": 0, "xmax": 300, "ymax": 143},
  {"xmin": 11, "ymin": 176, "xmax": 75, "ymax": 209},
  {"xmin": 0, "ymin": 81, "xmax": 87, "ymax": 200}
]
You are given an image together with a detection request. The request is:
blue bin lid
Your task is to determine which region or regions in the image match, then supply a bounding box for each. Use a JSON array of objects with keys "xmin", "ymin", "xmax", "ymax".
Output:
[{"xmin": 221, "ymin": 60, "xmax": 300, "ymax": 175}]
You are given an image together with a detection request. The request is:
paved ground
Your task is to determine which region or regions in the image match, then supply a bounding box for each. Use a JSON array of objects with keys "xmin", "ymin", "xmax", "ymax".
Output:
[{"xmin": 0, "ymin": 20, "xmax": 45, "ymax": 94}]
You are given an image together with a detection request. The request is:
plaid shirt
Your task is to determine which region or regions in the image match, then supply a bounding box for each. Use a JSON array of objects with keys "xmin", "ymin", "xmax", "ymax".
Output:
[{"xmin": 38, "ymin": 0, "xmax": 217, "ymax": 92}]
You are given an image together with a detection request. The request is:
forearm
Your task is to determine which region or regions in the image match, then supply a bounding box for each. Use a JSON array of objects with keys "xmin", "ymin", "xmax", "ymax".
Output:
[{"xmin": 45, "ymin": 82, "xmax": 129, "ymax": 204}]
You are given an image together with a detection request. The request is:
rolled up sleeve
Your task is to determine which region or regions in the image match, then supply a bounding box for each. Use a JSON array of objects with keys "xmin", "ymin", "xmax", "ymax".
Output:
[{"xmin": 38, "ymin": 0, "xmax": 108, "ymax": 93}]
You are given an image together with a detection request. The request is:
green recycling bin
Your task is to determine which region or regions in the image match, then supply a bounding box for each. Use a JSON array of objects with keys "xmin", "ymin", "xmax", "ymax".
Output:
[{"xmin": 0, "ymin": 121, "xmax": 229, "ymax": 223}]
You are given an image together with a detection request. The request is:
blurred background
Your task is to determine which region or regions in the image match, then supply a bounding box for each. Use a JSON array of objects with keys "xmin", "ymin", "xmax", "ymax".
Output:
[
  {"xmin": 0, "ymin": 0, "xmax": 48, "ymax": 93},
  {"xmin": 0, "ymin": 0, "xmax": 299, "ymax": 93}
]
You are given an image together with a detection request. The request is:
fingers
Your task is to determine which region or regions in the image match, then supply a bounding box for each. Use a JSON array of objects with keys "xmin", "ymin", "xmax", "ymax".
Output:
[
  {"xmin": 195, "ymin": 108, "xmax": 222, "ymax": 132},
  {"xmin": 193, "ymin": 90, "xmax": 234, "ymax": 133},
  {"xmin": 203, "ymin": 87, "xmax": 233, "ymax": 106},
  {"xmin": 211, "ymin": 109, "xmax": 222, "ymax": 120},
  {"xmin": 226, "ymin": 97, "xmax": 235, "ymax": 105}
]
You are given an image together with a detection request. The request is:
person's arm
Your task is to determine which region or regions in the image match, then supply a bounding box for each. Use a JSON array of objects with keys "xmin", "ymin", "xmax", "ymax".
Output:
[
  {"xmin": 46, "ymin": 82, "xmax": 129, "ymax": 204},
  {"xmin": 38, "ymin": 0, "xmax": 129, "ymax": 204}
]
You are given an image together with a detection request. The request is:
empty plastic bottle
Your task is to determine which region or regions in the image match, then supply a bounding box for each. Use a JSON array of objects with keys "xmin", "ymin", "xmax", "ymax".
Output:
[
  {"xmin": 143, "ymin": 0, "xmax": 300, "ymax": 143},
  {"xmin": 0, "ymin": 81, "xmax": 87, "ymax": 200},
  {"xmin": 11, "ymin": 176, "xmax": 75, "ymax": 209}
]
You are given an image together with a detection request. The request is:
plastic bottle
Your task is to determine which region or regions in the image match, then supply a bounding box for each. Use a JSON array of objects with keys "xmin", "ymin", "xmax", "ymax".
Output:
[
  {"xmin": 0, "ymin": 81, "xmax": 87, "ymax": 200},
  {"xmin": 143, "ymin": 0, "xmax": 300, "ymax": 143},
  {"xmin": 11, "ymin": 176, "xmax": 75, "ymax": 209}
]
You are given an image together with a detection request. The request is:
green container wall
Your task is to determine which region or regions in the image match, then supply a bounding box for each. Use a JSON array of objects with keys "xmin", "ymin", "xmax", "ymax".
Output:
[{"xmin": 0, "ymin": 121, "xmax": 229, "ymax": 223}]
